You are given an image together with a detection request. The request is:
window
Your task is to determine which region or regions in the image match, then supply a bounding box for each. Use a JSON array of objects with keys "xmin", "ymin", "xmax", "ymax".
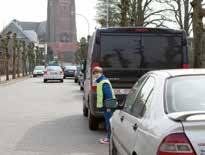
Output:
[
  {"xmin": 142, "ymin": 35, "xmax": 182, "ymax": 69},
  {"xmin": 166, "ymin": 76, "xmax": 205, "ymax": 113},
  {"xmin": 101, "ymin": 33, "xmax": 141, "ymax": 68},
  {"xmin": 130, "ymin": 77, "xmax": 155, "ymax": 117},
  {"xmin": 123, "ymin": 75, "xmax": 148, "ymax": 112}
]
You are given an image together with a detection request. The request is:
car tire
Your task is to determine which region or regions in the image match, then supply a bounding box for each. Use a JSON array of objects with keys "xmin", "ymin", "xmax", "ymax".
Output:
[
  {"xmin": 83, "ymin": 104, "xmax": 88, "ymax": 117},
  {"xmin": 44, "ymin": 79, "xmax": 47, "ymax": 83},
  {"xmin": 88, "ymin": 110, "xmax": 98, "ymax": 130},
  {"xmin": 80, "ymin": 86, "xmax": 84, "ymax": 91},
  {"xmin": 109, "ymin": 135, "xmax": 118, "ymax": 155}
]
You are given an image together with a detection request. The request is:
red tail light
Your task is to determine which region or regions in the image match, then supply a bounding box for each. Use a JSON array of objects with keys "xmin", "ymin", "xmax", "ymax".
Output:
[
  {"xmin": 91, "ymin": 85, "xmax": 97, "ymax": 92},
  {"xmin": 182, "ymin": 64, "xmax": 189, "ymax": 69},
  {"xmin": 158, "ymin": 133, "xmax": 196, "ymax": 155},
  {"xmin": 135, "ymin": 28, "xmax": 149, "ymax": 32}
]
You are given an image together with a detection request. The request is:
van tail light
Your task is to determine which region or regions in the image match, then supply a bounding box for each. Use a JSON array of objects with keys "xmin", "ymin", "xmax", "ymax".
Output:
[
  {"xmin": 158, "ymin": 133, "xmax": 196, "ymax": 155},
  {"xmin": 182, "ymin": 64, "xmax": 189, "ymax": 69},
  {"xmin": 91, "ymin": 85, "xmax": 97, "ymax": 92}
]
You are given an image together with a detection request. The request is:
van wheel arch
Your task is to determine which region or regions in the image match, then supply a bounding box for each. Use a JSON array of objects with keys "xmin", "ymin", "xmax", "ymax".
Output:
[{"xmin": 132, "ymin": 151, "xmax": 137, "ymax": 155}]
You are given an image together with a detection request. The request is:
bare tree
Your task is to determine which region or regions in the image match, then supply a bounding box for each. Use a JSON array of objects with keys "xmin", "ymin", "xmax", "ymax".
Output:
[
  {"xmin": 16, "ymin": 40, "xmax": 22, "ymax": 78},
  {"xmin": 96, "ymin": 0, "xmax": 120, "ymax": 26},
  {"xmin": 1, "ymin": 32, "xmax": 11, "ymax": 81},
  {"xmin": 128, "ymin": 0, "xmax": 174, "ymax": 27},
  {"xmin": 12, "ymin": 33, "xmax": 17, "ymax": 79},
  {"xmin": 157, "ymin": 0, "xmax": 192, "ymax": 36}
]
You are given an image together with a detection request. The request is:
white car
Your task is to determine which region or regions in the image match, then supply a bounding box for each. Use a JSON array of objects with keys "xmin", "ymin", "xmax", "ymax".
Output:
[
  {"xmin": 110, "ymin": 69, "xmax": 205, "ymax": 155},
  {"xmin": 33, "ymin": 66, "xmax": 45, "ymax": 77},
  {"xmin": 43, "ymin": 66, "xmax": 64, "ymax": 83}
]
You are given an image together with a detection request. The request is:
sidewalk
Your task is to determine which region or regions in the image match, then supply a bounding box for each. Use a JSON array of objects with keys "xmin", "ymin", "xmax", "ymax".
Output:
[{"xmin": 0, "ymin": 74, "xmax": 30, "ymax": 84}]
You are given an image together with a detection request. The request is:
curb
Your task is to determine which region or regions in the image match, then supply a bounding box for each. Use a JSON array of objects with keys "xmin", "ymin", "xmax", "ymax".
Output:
[{"xmin": 0, "ymin": 76, "xmax": 31, "ymax": 86}]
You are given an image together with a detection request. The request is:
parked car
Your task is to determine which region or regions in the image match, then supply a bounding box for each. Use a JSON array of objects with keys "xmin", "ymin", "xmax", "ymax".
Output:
[
  {"xmin": 43, "ymin": 66, "xmax": 64, "ymax": 83},
  {"xmin": 74, "ymin": 66, "xmax": 81, "ymax": 83},
  {"xmin": 63, "ymin": 66, "xmax": 77, "ymax": 79},
  {"xmin": 33, "ymin": 66, "xmax": 45, "ymax": 77},
  {"xmin": 82, "ymin": 27, "xmax": 189, "ymax": 130},
  {"xmin": 110, "ymin": 69, "xmax": 205, "ymax": 155}
]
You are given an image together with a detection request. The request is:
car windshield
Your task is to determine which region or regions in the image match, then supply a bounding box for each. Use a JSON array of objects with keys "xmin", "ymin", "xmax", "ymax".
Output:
[
  {"xmin": 46, "ymin": 66, "xmax": 62, "ymax": 71},
  {"xmin": 65, "ymin": 66, "xmax": 77, "ymax": 70},
  {"xmin": 34, "ymin": 66, "xmax": 45, "ymax": 70},
  {"xmin": 166, "ymin": 76, "xmax": 205, "ymax": 113}
]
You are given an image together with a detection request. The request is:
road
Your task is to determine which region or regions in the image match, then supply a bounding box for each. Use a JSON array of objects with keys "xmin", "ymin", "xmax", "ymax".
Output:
[{"xmin": 0, "ymin": 77, "xmax": 108, "ymax": 155}]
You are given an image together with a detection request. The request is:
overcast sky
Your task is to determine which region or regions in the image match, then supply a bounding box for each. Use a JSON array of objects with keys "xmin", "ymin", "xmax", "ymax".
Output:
[{"xmin": 0, "ymin": 0, "xmax": 97, "ymax": 40}]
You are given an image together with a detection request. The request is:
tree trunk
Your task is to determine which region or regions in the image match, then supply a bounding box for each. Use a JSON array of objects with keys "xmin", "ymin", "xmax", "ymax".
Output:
[
  {"xmin": 12, "ymin": 48, "xmax": 16, "ymax": 79},
  {"xmin": 17, "ymin": 53, "xmax": 20, "ymax": 78},
  {"xmin": 5, "ymin": 52, "xmax": 9, "ymax": 81},
  {"xmin": 136, "ymin": 0, "xmax": 144, "ymax": 26},
  {"xmin": 191, "ymin": 0, "xmax": 204, "ymax": 67}
]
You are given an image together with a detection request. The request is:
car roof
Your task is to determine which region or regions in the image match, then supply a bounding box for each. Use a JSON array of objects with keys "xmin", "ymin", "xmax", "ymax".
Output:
[{"xmin": 151, "ymin": 69, "xmax": 205, "ymax": 78}]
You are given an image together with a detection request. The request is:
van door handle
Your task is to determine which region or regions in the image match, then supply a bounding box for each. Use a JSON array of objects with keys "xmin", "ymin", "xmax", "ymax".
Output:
[
  {"xmin": 133, "ymin": 123, "xmax": 138, "ymax": 131},
  {"xmin": 120, "ymin": 116, "xmax": 124, "ymax": 122}
]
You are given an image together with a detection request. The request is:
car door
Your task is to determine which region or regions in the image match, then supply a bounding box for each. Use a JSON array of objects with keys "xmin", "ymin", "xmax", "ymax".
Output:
[
  {"xmin": 123, "ymin": 76, "xmax": 155, "ymax": 155},
  {"xmin": 112, "ymin": 75, "xmax": 148, "ymax": 155}
]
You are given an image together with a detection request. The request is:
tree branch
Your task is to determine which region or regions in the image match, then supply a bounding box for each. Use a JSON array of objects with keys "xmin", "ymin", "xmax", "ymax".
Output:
[{"xmin": 144, "ymin": 9, "xmax": 172, "ymax": 21}]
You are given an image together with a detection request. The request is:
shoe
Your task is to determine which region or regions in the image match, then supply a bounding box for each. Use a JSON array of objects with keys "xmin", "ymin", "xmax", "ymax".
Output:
[{"xmin": 100, "ymin": 138, "xmax": 110, "ymax": 144}]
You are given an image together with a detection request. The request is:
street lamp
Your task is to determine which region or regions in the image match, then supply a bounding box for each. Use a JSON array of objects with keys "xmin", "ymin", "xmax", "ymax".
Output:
[{"xmin": 72, "ymin": 12, "xmax": 90, "ymax": 36}]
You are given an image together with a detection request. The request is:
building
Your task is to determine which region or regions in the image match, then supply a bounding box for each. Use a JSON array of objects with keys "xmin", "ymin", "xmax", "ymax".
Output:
[
  {"xmin": 47, "ymin": 0, "xmax": 78, "ymax": 63},
  {"xmin": 0, "ymin": 20, "xmax": 47, "ymax": 74},
  {"xmin": 1, "ymin": 0, "xmax": 78, "ymax": 64}
]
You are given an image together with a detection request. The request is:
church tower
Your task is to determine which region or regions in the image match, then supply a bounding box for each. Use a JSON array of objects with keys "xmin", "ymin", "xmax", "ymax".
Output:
[
  {"xmin": 47, "ymin": 0, "xmax": 77, "ymax": 42},
  {"xmin": 47, "ymin": 0, "xmax": 77, "ymax": 63}
]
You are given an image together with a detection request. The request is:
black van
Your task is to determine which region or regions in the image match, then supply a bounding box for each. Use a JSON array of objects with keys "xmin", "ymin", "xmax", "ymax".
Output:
[{"xmin": 82, "ymin": 27, "xmax": 189, "ymax": 130}]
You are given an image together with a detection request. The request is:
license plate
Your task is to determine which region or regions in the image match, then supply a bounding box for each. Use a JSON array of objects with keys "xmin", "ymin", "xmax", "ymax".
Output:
[
  {"xmin": 51, "ymin": 72, "xmax": 57, "ymax": 75},
  {"xmin": 114, "ymin": 89, "xmax": 130, "ymax": 95}
]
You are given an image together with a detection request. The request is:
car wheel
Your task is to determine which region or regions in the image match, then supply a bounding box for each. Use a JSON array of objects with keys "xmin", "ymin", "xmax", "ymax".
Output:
[
  {"xmin": 109, "ymin": 135, "xmax": 118, "ymax": 155},
  {"xmin": 44, "ymin": 79, "xmax": 47, "ymax": 83},
  {"xmin": 88, "ymin": 110, "xmax": 98, "ymax": 130},
  {"xmin": 80, "ymin": 86, "xmax": 84, "ymax": 91},
  {"xmin": 83, "ymin": 104, "xmax": 88, "ymax": 117}
]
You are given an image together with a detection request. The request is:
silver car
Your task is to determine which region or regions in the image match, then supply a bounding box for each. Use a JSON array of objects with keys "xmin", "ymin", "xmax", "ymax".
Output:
[
  {"xmin": 110, "ymin": 69, "xmax": 205, "ymax": 155},
  {"xmin": 33, "ymin": 66, "xmax": 45, "ymax": 77},
  {"xmin": 43, "ymin": 66, "xmax": 64, "ymax": 83}
]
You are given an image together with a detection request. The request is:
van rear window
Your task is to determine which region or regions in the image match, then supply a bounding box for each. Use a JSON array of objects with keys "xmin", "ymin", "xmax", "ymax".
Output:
[{"xmin": 101, "ymin": 33, "xmax": 183, "ymax": 69}]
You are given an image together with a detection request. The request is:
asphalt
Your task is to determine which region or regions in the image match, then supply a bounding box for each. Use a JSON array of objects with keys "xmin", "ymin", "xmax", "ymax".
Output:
[{"xmin": 0, "ymin": 77, "xmax": 108, "ymax": 155}]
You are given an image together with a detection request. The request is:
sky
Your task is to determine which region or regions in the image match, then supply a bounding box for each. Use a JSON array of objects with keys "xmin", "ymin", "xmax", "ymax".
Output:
[{"xmin": 0, "ymin": 0, "xmax": 97, "ymax": 40}]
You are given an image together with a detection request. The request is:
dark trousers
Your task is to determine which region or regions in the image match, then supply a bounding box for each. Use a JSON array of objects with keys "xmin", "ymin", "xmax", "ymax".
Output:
[{"xmin": 103, "ymin": 110, "xmax": 113, "ymax": 140}]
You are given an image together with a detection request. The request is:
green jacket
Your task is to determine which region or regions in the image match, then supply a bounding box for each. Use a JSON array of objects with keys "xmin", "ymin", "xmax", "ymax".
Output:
[{"xmin": 96, "ymin": 79, "xmax": 116, "ymax": 108}]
